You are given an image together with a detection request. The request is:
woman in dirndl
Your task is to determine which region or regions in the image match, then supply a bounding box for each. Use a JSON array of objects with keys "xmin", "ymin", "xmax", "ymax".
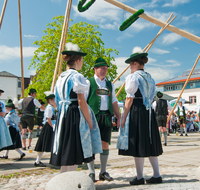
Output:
[
  {"xmin": 0, "ymin": 100, "xmax": 25, "ymax": 160},
  {"xmin": 34, "ymin": 92, "xmax": 56, "ymax": 167},
  {"xmin": 50, "ymin": 42, "xmax": 102, "ymax": 173},
  {"xmin": 0, "ymin": 89, "xmax": 13, "ymax": 152},
  {"xmin": 117, "ymin": 47, "xmax": 163, "ymax": 185}
]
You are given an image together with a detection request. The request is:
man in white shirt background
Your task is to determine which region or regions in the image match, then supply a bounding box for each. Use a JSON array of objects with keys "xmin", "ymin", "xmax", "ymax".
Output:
[
  {"xmin": 18, "ymin": 89, "xmax": 45, "ymax": 150},
  {"xmin": 174, "ymin": 99, "xmax": 190, "ymax": 136}
]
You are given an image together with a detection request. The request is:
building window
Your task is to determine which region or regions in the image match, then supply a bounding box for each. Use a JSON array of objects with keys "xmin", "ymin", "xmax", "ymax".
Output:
[
  {"xmin": 189, "ymin": 96, "xmax": 196, "ymax": 104},
  {"xmin": 175, "ymin": 85, "xmax": 182, "ymax": 90},
  {"xmin": 165, "ymin": 86, "xmax": 173, "ymax": 91},
  {"xmin": 190, "ymin": 83, "xmax": 196, "ymax": 88},
  {"xmin": 18, "ymin": 81, "xmax": 21, "ymax": 88}
]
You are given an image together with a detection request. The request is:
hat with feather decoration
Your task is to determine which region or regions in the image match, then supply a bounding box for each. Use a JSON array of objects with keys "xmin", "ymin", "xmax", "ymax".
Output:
[
  {"xmin": 62, "ymin": 42, "xmax": 87, "ymax": 56},
  {"xmin": 125, "ymin": 46, "xmax": 148, "ymax": 63}
]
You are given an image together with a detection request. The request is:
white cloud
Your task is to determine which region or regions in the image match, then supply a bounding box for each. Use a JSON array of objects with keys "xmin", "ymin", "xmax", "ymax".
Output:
[
  {"xmin": 0, "ymin": 45, "xmax": 37, "ymax": 61},
  {"xmin": 51, "ymin": 0, "xmax": 62, "ymax": 2},
  {"xmin": 145, "ymin": 67, "xmax": 175, "ymax": 83},
  {"xmin": 72, "ymin": 0, "xmax": 122, "ymax": 30},
  {"xmin": 163, "ymin": 0, "xmax": 191, "ymax": 7},
  {"xmin": 151, "ymin": 48, "xmax": 170, "ymax": 54},
  {"xmin": 162, "ymin": 33, "xmax": 182, "ymax": 45},
  {"xmin": 24, "ymin": 34, "xmax": 38, "ymax": 38},
  {"xmin": 148, "ymin": 57, "xmax": 181, "ymax": 67},
  {"xmin": 99, "ymin": 22, "xmax": 119, "ymax": 30}
]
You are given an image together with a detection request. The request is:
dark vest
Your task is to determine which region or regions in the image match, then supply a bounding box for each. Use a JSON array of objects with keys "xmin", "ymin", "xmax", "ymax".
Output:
[
  {"xmin": 22, "ymin": 97, "xmax": 35, "ymax": 115},
  {"xmin": 37, "ymin": 108, "xmax": 44, "ymax": 118},
  {"xmin": 177, "ymin": 106, "xmax": 186, "ymax": 117},
  {"xmin": 87, "ymin": 77, "xmax": 113, "ymax": 115},
  {"xmin": 156, "ymin": 99, "xmax": 168, "ymax": 116}
]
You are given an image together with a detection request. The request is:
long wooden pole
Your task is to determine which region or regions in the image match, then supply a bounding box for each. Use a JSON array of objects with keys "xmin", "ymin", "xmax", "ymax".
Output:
[
  {"xmin": 18, "ymin": 0, "xmax": 24, "ymax": 98},
  {"xmin": 0, "ymin": 0, "xmax": 7, "ymax": 31},
  {"xmin": 115, "ymin": 15, "xmax": 176, "ymax": 97},
  {"xmin": 51, "ymin": 0, "xmax": 71, "ymax": 92},
  {"xmin": 167, "ymin": 54, "xmax": 200, "ymax": 123},
  {"xmin": 104, "ymin": 0, "xmax": 200, "ymax": 44},
  {"xmin": 113, "ymin": 14, "xmax": 174, "ymax": 84},
  {"xmin": 58, "ymin": 0, "xmax": 73, "ymax": 76}
]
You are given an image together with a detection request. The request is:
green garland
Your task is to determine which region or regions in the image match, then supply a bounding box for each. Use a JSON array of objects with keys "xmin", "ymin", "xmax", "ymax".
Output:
[
  {"xmin": 78, "ymin": 0, "xmax": 96, "ymax": 12},
  {"xmin": 119, "ymin": 9, "xmax": 144, "ymax": 31}
]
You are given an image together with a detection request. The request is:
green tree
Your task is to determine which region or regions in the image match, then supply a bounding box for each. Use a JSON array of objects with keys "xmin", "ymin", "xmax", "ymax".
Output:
[
  {"xmin": 115, "ymin": 85, "xmax": 126, "ymax": 102},
  {"xmin": 26, "ymin": 16, "xmax": 119, "ymax": 100}
]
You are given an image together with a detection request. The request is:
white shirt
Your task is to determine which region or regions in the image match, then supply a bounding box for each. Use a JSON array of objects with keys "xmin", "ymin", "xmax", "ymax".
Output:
[
  {"xmin": 174, "ymin": 105, "xmax": 189, "ymax": 116},
  {"xmin": 152, "ymin": 99, "xmax": 173, "ymax": 112},
  {"xmin": 85, "ymin": 75, "xmax": 117, "ymax": 111},
  {"xmin": 18, "ymin": 95, "xmax": 42, "ymax": 108}
]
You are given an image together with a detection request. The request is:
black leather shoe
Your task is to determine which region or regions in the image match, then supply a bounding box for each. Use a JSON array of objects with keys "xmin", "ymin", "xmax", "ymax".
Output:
[
  {"xmin": 185, "ymin": 134, "xmax": 188, "ymax": 136},
  {"xmin": 99, "ymin": 172, "xmax": 113, "ymax": 181},
  {"xmin": 163, "ymin": 143, "xmax": 167, "ymax": 146},
  {"xmin": 89, "ymin": 173, "xmax": 95, "ymax": 182},
  {"xmin": 180, "ymin": 134, "xmax": 183, "ymax": 136},
  {"xmin": 0, "ymin": 156, "xmax": 8, "ymax": 159},
  {"xmin": 129, "ymin": 177, "xmax": 145, "ymax": 185},
  {"xmin": 18, "ymin": 153, "xmax": 26, "ymax": 161},
  {"xmin": 34, "ymin": 161, "xmax": 46, "ymax": 167},
  {"xmin": 28, "ymin": 146, "xmax": 31, "ymax": 149},
  {"xmin": 22, "ymin": 147, "xmax": 26, "ymax": 150},
  {"xmin": 146, "ymin": 176, "xmax": 162, "ymax": 184}
]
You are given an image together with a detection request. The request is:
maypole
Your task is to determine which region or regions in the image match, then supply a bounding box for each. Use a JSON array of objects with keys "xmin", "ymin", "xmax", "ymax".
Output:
[
  {"xmin": 115, "ymin": 14, "xmax": 176, "ymax": 97},
  {"xmin": 0, "ymin": 0, "xmax": 7, "ymax": 31},
  {"xmin": 58, "ymin": 0, "xmax": 73, "ymax": 76},
  {"xmin": 18, "ymin": 0, "xmax": 24, "ymax": 98},
  {"xmin": 51, "ymin": 0, "xmax": 73, "ymax": 92},
  {"xmin": 104, "ymin": 0, "xmax": 200, "ymax": 44}
]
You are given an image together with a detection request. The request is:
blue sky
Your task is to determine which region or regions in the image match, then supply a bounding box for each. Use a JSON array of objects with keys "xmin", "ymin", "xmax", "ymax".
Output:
[{"xmin": 0, "ymin": 0, "xmax": 200, "ymax": 90}]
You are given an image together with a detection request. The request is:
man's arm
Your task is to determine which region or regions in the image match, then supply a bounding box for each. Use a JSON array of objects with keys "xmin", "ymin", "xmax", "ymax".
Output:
[
  {"xmin": 112, "ymin": 101, "xmax": 121, "ymax": 128},
  {"xmin": 34, "ymin": 99, "xmax": 45, "ymax": 111}
]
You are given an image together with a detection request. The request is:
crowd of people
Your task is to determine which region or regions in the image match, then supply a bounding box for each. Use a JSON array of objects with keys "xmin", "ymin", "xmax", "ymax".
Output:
[{"xmin": 0, "ymin": 43, "xmax": 199, "ymax": 186}]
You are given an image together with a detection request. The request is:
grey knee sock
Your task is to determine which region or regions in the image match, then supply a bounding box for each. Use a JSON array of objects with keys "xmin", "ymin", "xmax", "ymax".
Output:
[
  {"xmin": 163, "ymin": 131, "xmax": 167, "ymax": 144},
  {"xmin": 184, "ymin": 127, "xmax": 187, "ymax": 135},
  {"xmin": 87, "ymin": 160, "xmax": 95, "ymax": 174},
  {"xmin": 37, "ymin": 128, "xmax": 40, "ymax": 135},
  {"xmin": 159, "ymin": 131, "xmax": 162, "ymax": 141},
  {"xmin": 100, "ymin": 150, "xmax": 109, "ymax": 174},
  {"xmin": 181, "ymin": 127, "xmax": 183, "ymax": 135}
]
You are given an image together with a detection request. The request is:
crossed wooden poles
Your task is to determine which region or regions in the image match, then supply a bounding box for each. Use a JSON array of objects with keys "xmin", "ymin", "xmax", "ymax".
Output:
[{"xmin": 1, "ymin": 0, "xmax": 199, "ymax": 102}]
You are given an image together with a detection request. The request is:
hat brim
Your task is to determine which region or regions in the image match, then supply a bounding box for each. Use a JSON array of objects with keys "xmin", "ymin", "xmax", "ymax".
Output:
[
  {"xmin": 94, "ymin": 62, "xmax": 110, "ymax": 68},
  {"xmin": 45, "ymin": 94, "xmax": 55, "ymax": 100},
  {"xmin": 125, "ymin": 53, "xmax": 148, "ymax": 63},
  {"xmin": 62, "ymin": 50, "xmax": 87, "ymax": 57},
  {"xmin": 5, "ymin": 104, "xmax": 16, "ymax": 109},
  {"xmin": 0, "ymin": 90, "xmax": 4, "ymax": 93}
]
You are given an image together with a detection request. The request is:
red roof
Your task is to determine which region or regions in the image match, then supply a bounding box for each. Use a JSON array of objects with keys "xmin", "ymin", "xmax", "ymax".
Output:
[{"xmin": 156, "ymin": 77, "xmax": 200, "ymax": 86}]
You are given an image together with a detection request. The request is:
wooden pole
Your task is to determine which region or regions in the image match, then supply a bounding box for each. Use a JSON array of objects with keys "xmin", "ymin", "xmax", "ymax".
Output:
[
  {"xmin": 18, "ymin": 0, "xmax": 24, "ymax": 98},
  {"xmin": 115, "ymin": 16, "xmax": 176, "ymax": 97},
  {"xmin": 113, "ymin": 14, "xmax": 175, "ymax": 84},
  {"xmin": 51, "ymin": 0, "xmax": 71, "ymax": 92},
  {"xmin": 167, "ymin": 54, "xmax": 200, "ymax": 123},
  {"xmin": 58, "ymin": 0, "xmax": 72, "ymax": 76},
  {"xmin": 104, "ymin": 0, "xmax": 200, "ymax": 44},
  {"xmin": 0, "ymin": 0, "xmax": 7, "ymax": 31}
]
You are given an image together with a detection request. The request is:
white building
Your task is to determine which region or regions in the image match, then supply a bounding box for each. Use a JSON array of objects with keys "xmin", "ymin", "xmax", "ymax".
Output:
[
  {"xmin": 156, "ymin": 69, "xmax": 200, "ymax": 111},
  {"xmin": 0, "ymin": 71, "xmax": 22, "ymax": 101}
]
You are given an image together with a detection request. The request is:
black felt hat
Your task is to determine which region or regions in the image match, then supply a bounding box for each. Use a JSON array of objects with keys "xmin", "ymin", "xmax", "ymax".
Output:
[
  {"xmin": 5, "ymin": 103, "xmax": 16, "ymax": 109},
  {"xmin": 28, "ymin": 88, "xmax": 37, "ymax": 94},
  {"xmin": 0, "ymin": 89, "xmax": 4, "ymax": 93},
  {"xmin": 157, "ymin": 91, "xmax": 163, "ymax": 98}
]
